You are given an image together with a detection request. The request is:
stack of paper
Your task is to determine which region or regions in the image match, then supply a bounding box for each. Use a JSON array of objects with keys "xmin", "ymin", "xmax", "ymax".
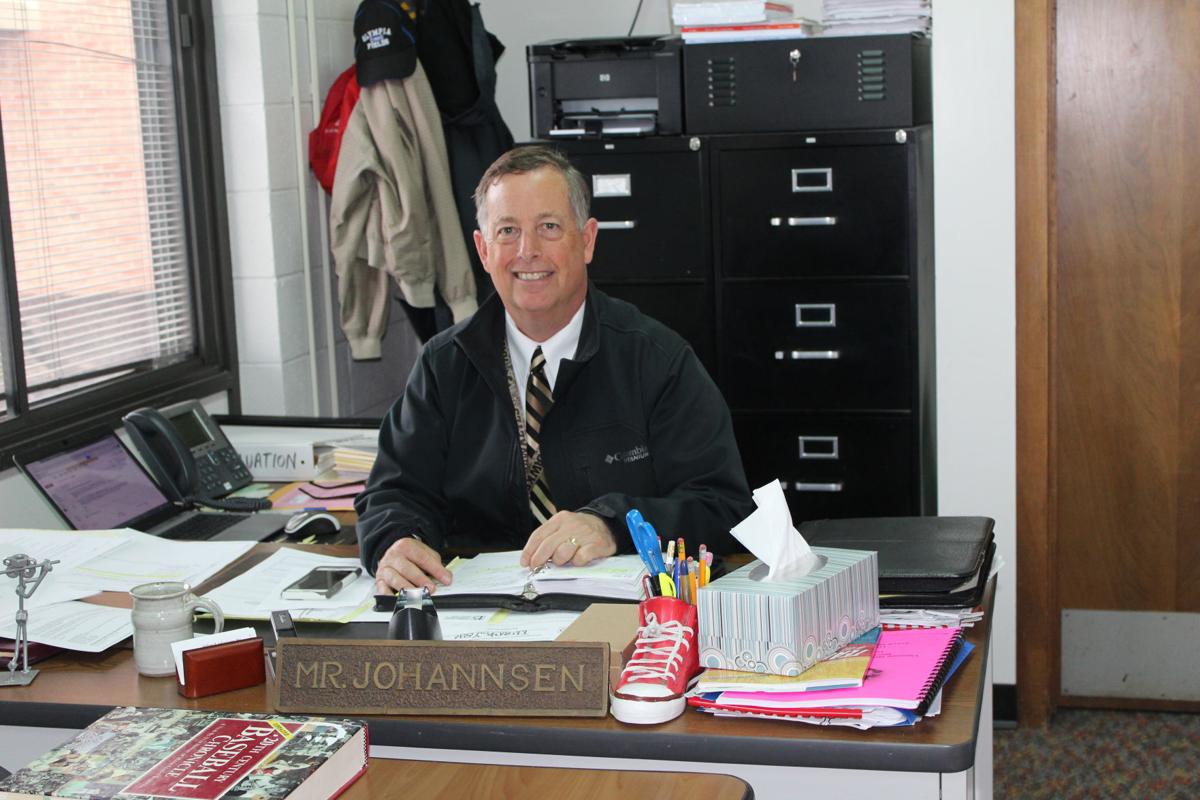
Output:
[
  {"xmin": 820, "ymin": 0, "xmax": 931, "ymax": 38},
  {"xmin": 0, "ymin": 529, "xmax": 253, "ymax": 653},
  {"xmin": 688, "ymin": 627, "xmax": 973, "ymax": 729},
  {"xmin": 694, "ymin": 627, "xmax": 878, "ymax": 693},
  {"xmin": 673, "ymin": 0, "xmax": 816, "ymax": 43},
  {"xmin": 328, "ymin": 444, "xmax": 376, "ymax": 478},
  {"xmin": 672, "ymin": 0, "xmax": 796, "ymax": 26}
]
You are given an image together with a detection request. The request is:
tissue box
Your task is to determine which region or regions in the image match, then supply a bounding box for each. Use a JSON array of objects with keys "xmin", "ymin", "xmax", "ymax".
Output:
[{"xmin": 697, "ymin": 547, "xmax": 879, "ymax": 676}]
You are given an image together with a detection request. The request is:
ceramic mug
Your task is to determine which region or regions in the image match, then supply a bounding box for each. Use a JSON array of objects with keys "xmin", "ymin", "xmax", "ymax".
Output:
[{"xmin": 130, "ymin": 581, "xmax": 224, "ymax": 677}]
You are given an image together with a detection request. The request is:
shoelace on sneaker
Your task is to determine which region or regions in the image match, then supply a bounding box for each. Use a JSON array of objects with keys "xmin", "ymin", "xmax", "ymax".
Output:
[{"xmin": 620, "ymin": 612, "xmax": 694, "ymax": 687}]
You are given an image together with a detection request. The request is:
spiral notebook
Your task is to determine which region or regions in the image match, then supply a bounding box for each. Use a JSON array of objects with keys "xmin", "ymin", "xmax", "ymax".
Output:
[{"xmin": 716, "ymin": 626, "xmax": 964, "ymax": 716}]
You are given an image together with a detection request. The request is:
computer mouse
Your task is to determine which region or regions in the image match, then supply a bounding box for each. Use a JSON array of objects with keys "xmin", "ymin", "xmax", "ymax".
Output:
[{"xmin": 283, "ymin": 510, "xmax": 341, "ymax": 539}]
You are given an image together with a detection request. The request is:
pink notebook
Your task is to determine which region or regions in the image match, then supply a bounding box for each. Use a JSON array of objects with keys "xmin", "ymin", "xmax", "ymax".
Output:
[{"xmin": 718, "ymin": 627, "xmax": 963, "ymax": 713}]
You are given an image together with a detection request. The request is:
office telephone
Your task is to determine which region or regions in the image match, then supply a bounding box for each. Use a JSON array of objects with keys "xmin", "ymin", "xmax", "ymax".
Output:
[{"xmin": 123, "ymin": 400, "xmax": 260, "ymax": 508}]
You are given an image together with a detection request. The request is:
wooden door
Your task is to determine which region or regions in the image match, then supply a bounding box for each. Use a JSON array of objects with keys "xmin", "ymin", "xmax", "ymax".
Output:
[
  {"xmin": 1017, "ymin": 0, "xmax": 1200, "ymax": 723},
  {"xmin": 1056, "ymin": 1, "xmax": 1200, "ymax": 615}
]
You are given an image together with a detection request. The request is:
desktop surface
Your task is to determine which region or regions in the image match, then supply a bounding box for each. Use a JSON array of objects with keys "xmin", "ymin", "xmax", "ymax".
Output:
[{"xmin": 0, "ymin": 543, "xmax": 995, "ymax": 776}]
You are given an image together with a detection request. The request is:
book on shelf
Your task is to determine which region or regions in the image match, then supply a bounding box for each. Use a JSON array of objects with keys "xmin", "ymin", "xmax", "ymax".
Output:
[
  {"xmin": 424, "ymin": 551, "xmax": 647, "ymax": 612},
  {"xmin": 0, "ymin": 706, "xmax": 368, "ymax": 800},
  {"xmin": 693, "ymin": 627, "xmax": 879, "ymax": 693},
  {"xmin": 715, "ymin": 626, "xmax": 964, "ymax": 716}
]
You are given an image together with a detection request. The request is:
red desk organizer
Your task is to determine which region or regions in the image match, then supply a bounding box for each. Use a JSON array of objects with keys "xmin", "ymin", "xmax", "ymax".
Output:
[{"xmin": 177, "ymin": 637, "xmax": 266, "ymax": 699}]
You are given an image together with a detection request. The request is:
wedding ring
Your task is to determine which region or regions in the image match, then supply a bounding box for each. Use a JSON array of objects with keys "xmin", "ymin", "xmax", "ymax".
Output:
[{"xmin": 568, "ymin": 537, "xmax": 579, "ymax": 547}]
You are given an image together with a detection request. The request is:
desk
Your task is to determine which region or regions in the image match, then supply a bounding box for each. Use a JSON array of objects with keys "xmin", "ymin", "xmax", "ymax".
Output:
[
  {"xmin": 346, "ymin": 759, "xmax": 751, "ymax": 799},
  {"xmin": 0, "ymin": 545, "xmax": 995, "ymax": 800}
]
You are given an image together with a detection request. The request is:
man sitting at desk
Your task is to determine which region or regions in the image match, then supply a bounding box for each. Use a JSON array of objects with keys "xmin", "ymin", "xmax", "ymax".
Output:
[{"xmin": 357, "ymin": 145, "xmax": 753, "ymax": 593}]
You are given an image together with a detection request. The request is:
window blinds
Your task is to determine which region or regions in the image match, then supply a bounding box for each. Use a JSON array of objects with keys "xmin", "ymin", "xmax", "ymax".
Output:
[{"xmin": 0, "ymin": 0, "xmax": 195, "ymax": 409}]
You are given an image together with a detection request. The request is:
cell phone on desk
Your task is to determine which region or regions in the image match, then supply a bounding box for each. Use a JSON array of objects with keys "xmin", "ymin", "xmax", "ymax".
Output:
[{"xmin": 281, "ymin": 566, "xmax": 362, "ymax": 601}]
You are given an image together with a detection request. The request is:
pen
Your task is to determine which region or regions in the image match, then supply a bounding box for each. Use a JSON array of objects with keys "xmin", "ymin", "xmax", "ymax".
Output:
[
  {"xmin": 688, "ymin": 557, "xmax": 698, "ymax": 604},
  {"xmin": 625, "ymin": 509, "xmax": 661, "ymax": 579}
]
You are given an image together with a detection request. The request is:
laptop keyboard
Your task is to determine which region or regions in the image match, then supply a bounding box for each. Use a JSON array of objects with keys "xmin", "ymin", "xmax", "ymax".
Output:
[{"xmin": 159, "ymin": 512, "xmax": 249, "ymax": 541}]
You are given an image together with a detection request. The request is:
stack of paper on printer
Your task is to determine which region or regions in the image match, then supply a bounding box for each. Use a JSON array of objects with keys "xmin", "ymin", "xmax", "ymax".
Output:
[
  {"xmin": 0, "ymin": 528, "xmax": 253, "ymax": 653},
  {"xmin": 434, "ymin": 551, "xmax": 647, "ymax": 611}
]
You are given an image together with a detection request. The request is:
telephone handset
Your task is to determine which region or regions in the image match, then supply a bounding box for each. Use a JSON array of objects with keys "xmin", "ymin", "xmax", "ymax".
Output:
[{"xmin": 122, "ymin": 400, "xmax": 266, "ymax": 511}]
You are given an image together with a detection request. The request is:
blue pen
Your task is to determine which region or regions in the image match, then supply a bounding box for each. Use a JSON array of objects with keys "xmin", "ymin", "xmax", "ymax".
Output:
[
  {"xmin": 625, "ymin": 509, "xmax": 661, "ymax": 578},
  {"xmin": 626, "ymin": 509, "xmax": 676, "ymax": 597},
  {"xmin": 637, "ymin": 518, "xmax": 668, "ymax": 576}
]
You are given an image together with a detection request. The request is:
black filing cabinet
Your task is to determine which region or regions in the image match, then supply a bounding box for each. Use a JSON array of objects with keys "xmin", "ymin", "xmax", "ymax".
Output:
[
  {"xmin": 552, "ymin": 136, "xmax": 715, "ymax": 373},
  {"xmin": 554, "ymin": 127, "xmax": 935, "ymax": 522}
]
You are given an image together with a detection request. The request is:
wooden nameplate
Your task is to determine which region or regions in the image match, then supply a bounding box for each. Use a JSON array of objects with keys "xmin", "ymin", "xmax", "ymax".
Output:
[{"xmin": 272, "ymin": 638, "xmax": 609, "ymax": 717}]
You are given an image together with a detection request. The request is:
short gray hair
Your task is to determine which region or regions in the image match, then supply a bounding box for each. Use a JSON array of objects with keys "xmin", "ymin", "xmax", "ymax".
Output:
[{"xmin": 474, "ymin": 145, "xmax": 591, "ymax": 235}]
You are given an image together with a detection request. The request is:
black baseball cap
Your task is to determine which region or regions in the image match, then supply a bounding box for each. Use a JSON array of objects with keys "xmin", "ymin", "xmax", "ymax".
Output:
[{"xmin": 354, "ymin": 0, "xmax": 418, "ymax": 86}]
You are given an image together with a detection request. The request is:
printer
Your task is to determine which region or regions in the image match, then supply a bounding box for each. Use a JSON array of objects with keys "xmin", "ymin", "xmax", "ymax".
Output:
[{"xmin": 528, "ymin": 36, "xmax": 683, "ymax": 139}]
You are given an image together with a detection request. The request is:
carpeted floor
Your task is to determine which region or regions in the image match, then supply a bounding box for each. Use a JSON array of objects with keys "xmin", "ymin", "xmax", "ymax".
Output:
[{"xmin": 993, "ymin": 708, "xmax": 1200, "ymax": 798}]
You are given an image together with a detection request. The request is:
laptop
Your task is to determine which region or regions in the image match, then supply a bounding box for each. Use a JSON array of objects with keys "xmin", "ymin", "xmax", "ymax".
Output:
[{"xmin": 17, "ymin": 432, "xmax": 286, "ymax": 542}]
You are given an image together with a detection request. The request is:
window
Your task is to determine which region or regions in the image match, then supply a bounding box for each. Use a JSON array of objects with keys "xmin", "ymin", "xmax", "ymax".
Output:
[{"xmin": 0, "ymin": 0, "xmax": 236, "ymax": 455}]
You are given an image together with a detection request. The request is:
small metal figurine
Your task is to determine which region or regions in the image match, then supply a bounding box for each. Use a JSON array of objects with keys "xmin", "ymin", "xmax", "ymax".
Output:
[{"xmin": 1, "ymin": 553, "xmax": 59, "ymax": 687}]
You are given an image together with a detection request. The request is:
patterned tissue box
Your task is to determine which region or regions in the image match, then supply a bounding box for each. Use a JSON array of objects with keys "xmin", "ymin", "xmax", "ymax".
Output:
[{"xmin": 696, "ymin": 547, "xmax": 879, "ymax": 676}]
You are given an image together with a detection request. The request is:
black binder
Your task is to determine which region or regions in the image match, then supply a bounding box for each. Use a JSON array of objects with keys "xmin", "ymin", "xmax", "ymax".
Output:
[{"xmin": 800, "ymin": 516, "xmax": 995, "ymax": 607}]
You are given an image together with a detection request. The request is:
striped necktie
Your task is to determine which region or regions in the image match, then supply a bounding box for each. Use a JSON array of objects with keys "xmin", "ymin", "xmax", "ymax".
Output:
[{"xmin": 526, "ymin": 346, "xmax": 557, "ymax": 525}]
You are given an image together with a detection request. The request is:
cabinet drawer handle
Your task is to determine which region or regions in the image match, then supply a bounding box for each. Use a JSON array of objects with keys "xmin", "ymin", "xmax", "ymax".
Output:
[
  {"xmin": 798, "ymin": 435, "xmax": 839, "ymax": 460},
  {"xmin": 793, "ymin": 481, "xmax": 844, "ymax": 493},
  {"xmin": 770, "ymin": 216, "xmax": 838, "ymax": 227},
  {"xmin": 596, "ymin": 220, "xmax": 637, "ymax": 230},
  {"xmin": 774, "ymin": 350, "xmax": 841, "ymax": 360},
  {"xmin": 795, "ymin": 303, "xmax": 836, "ymax": 327},
  {"xmin": 791, "ymin": 167, "xmax": 833, "ymax": 192}
]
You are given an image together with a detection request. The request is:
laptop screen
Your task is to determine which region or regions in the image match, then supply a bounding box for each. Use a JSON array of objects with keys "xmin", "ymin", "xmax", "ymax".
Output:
[{"xmin": 21, "ymin": 434, "xmax": 172, "ymax": 530}]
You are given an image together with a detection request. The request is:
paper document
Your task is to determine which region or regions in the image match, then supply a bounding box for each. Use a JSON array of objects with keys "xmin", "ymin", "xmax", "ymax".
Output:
[
  {"xmin": 67, "ymin": 531, "xmax": 254, "ymax": 592},
  {"xmin": 206, "ymin": 547, "xmax": 372, "ymax": 620},
  {"xmin": 435, "ymin": 551, "xmax": 646, "ymax": 601},
  {"xmin": 0, "ymin": 529, "xmax": 133, "ymax": 614},
  {"xmin": 437, "ymin": 608, "xmax": 580, "ymax": 641},
  {"xmin": 0, "ymin": 600, "xmax": 132, "ymax": 653}
]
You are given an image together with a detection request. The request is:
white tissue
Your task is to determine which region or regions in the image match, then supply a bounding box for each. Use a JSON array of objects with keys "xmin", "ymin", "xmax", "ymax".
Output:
[{"xmin": 730, "ymin": 480, "xmax": 822, "ymax": 582}]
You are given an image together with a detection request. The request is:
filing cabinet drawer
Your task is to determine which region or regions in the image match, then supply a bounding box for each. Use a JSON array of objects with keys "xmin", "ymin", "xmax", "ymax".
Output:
[
  {"xmin": 720, "ymin": 281, "xmax": 911, "ymax": 410},
  {"xmin": 560, "ymin": 146, "xmax": 706, "ymax": 279},
  {"xmin": 734, "ymin": 414, "xmax": 915, "ymax": 521},
  {"xmin": 716, "ymin": 144, "xmax": 909, "ymax": 278},
  {"xmin": 596, "ymin": 281, "xmax": 716, "ymax": 373}
]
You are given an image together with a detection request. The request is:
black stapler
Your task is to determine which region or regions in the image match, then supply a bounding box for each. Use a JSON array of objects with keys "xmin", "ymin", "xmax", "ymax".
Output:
[{"xmin": 386, "ymin": 587, "xmax": 442, "ymax": 641}]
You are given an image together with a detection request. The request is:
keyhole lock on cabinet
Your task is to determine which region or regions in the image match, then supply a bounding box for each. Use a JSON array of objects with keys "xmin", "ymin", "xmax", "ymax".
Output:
[{"xmin": 789, "ymin": 49, "xmax": 801, "ymax": 82}]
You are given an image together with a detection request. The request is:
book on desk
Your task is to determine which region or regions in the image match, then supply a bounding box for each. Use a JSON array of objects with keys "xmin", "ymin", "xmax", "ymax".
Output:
[{"xmin": 0, "ymin": 707, "xmax": 367, "ymax": 800}]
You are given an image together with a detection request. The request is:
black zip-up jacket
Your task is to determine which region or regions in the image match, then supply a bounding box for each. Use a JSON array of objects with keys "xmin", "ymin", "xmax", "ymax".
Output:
[{"xmin": 355, "ymin": 287, "xmax": 754, "ymax": 573}]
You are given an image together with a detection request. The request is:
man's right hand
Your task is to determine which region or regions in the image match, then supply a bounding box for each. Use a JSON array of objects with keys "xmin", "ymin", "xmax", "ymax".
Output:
[{"xmin": 374, "ymin": 536, "xmax": 453, "ymax": 594}]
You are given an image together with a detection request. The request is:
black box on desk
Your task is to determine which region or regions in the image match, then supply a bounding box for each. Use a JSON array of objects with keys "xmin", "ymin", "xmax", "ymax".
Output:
[{"xmin": 683, "ymin": 33, "xmax": 931, "ymax": 134}]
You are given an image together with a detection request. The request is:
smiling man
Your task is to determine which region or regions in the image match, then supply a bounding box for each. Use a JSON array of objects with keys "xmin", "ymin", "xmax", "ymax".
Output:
[{"xmin": 356, "ymin": 146, "xmax": 753, "ymax": 593}]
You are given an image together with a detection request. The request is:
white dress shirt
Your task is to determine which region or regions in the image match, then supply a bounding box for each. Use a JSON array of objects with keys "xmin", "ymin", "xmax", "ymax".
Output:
[{"xmin": 505, "ymin": 303, "xmax": 586, "ymax": 418}]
